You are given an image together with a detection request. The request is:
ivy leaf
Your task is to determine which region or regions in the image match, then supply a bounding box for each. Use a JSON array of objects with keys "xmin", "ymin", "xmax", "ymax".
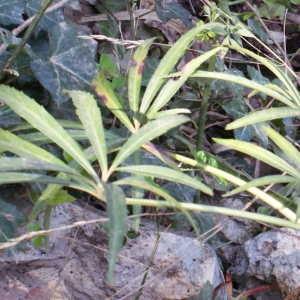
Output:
[
  {"xmin": 0, "ymin": 198, "xmax": 27, "ymax": 243},
  {"xmin": 263, "ymin": 0, "xmax": 292, "ymax": 10},
  {"xmin": 0, "ymin": 103, "xmax": 22, "ymax": 129},
  {"xmin": 247, "ymin": 65, "xmax": 270, "ymax": 100},
  {"xmin": 141, "ymin": 55, "xmax": 160, "ymax": 86},
  {"xmin": 155, "ymin": 0, "xmax": 192, "ymax": 28},
  {"xmin": 25, "ymin": 0, "xmax": 64, "ymax": 35},
  {"xmin": 96, "ymin": 15, "xmax": 119, "ymax": 38},
  {"xmin": 258, "ymin": 3, "xmax": 285, "ymax": 20},
  {"xmin": 248, "ymin": 18, "xmax": 268, "ymax": 42},
  {"xmin": 0, "ymin": 28, "xmax": 23, "ymax": 47},
  {"xmin": 222, "ymin": 98, "xmax": 268, "ymax": 147},
  {"xmin": 31, "ymin": 22, "xmax": 98, "ymax": 107},
  {"xmin": 25, "ymin": 0, "xmax": 81, "ymax": 35},
  {"xmin": 211, "ymin": 69, "xmax": 244, "ymax": 96},
  {"xmin": 0, "ymin": 0, "xmax": 25, "ymax": 25}
]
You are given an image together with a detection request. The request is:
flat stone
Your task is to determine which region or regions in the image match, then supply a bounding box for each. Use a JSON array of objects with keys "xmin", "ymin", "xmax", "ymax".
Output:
[{"xmin": 0, "ymin": 201, "xmax": 227, "ymax": 300}]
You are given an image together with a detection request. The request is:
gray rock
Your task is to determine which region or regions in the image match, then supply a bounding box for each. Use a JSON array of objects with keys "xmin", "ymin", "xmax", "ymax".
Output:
[
  {"xmin": 0, "ymin": 201, "xmax": 227, "ymax": 300},
  {"xmin": 206, "ymin": 198, "xmax": 254, "ymax": 264},
  {"xmin": 229, "ymin": 228, "xmax": 300, "ymax": 299}
]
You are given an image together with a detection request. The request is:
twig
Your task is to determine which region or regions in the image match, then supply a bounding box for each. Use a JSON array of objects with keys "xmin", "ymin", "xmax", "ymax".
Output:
[
  {"xmin": 0, "ymin": 0, "xmax": 70, "ymax": 57},
  {"xmin": 245, "ymin": 2, "xmax": 300, "ymax": 85},
  {"xmin": 1, "ymin": 0, "xmax": 55, "ymax": 78},
  {"xmin": 187, "ymin": 0, "xmax": 196, "ymax": 15},
  {"xmin": 283, "ymin": 8, "xmax": 288, "ymax": 75}
]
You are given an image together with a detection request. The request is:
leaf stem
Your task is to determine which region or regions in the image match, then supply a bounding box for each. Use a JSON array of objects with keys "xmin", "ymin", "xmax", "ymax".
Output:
[{"xmin": 196, "ymin": 47, "xmax": 217, "ymax": 151}]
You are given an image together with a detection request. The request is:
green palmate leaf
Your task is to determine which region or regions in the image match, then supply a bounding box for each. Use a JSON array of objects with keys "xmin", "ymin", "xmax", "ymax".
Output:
[
  {"xmin": 213, "ymin": 138, "xmax": 300, "ymax": 179},
  {"xmin": 16, "ymin": 127, "xmax": 124, "ymax": 147},
  {"xmin": 227, "ymin": 45, "xmax": 300, "ymax": 106},
  {"xmin": 0, "ymin": 128, "xmax": 69, "ymax": 167},
  {"xmin": 0, "ymin": 157, "xmax": 79, "ymax": 175},
  {"xmin": 28, "ymin": 172, "xmax": 76, "ymax": 221},
  {"xmin": 106, "ymin": 115, "xmax": 189, "ymax": 179},
  {"xmin": 191, "ymin": 71, "xmax": 298, "ymax": 108},
  {"xmin": 146, "ymin": 47, "xmax": 222, "ymax": 119},
  {"xmin": 18, "ymin": 130, "xmax": 124, "ymax": 146},
  {"xmin": 103, "ymin": 183, "xmax": 127, "ymax": 284},
  {"xmin": 92, "ymin": 71, "xmax": 135, "ymax": 132},
  {"xmin": 170, "ymin": 152, "xmax": 298, "ymax": 222},
  {"xmin": 0, "ymin": 172, "xmax": 95, "ymax": 192},
  {"xmin": 262, "ymin": 125, "xmax": 300, "ymax": 170},
  {"xmin": 126, "ymin": 198, "xmax": 300, "ymax": 229},
  {"xmin": 139, "ymin": 22, "xmax": 224, "ymax": 114},
  {"xmin": 116, "ymin": 165, "xmax": 213, "ymax": 196},
  {"xmin": 0, "ymin": 85, "xmax": 100, "ymax": 184},
  {"xmin": 19, "ymin": 130, "xmax": 89, "ymax": 145},
  {"xmin": 224, "ymin": 175, "xmax": 300, "ymax": 196},
  {"xmin": 128, "ymin": 38, "xmax": 156, "ymax": 128},
  {"xmin": 28, "ymin": 146, "xmax": 105, "ymax": 221},
  {"xmin": 65, "ymin": 90, "xmax": 108, "ymax": 178},
  {"xmin": 226, "ymin": 108, "xmax": 300, "ymax": 130},
  {"xmin": 9, "ymin": 120, "xmax": 84, "ymax": 132},
  {"xmin": 31, "ymin": 22, "xmax": 98, "ymax": 106},
  {"xmin": 114, "ymin": 177, "xmax": 200, "ymax": 236},
  {"xmin": 149, "ymin": 108, "xmax": 190, "ymax": 119},
  {"xmin": 263, "ymin": 83, "xmax": 293, "ymax": 100}
]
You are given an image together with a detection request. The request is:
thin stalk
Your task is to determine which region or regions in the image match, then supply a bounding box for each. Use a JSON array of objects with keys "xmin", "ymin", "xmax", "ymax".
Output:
[
  {"xmin": 43, "ymin": 205, "xmax": 52, "ymax": 253},
  {"xmin": 135, "ymin": 230, "xmax": 161, "ymax": 300},
  {"xmin": 126, "ymin": 0, "xmax": 136, "ymax": 40},
  {"xmin": 0, "ymin": 0, "xmax": 54, "ymax": 78},
  {"xmin": 196, "ymin": 48, "xmax": 217, "ymax": 151}
]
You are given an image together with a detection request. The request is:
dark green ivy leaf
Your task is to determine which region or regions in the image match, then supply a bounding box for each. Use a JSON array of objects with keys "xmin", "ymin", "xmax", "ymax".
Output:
[
  {"xmin": 247, "ymin": 18, "xmax": 268, "ymax": 42},
  {"xmin": 25, "ymin": 0, "xmax": 65, "ymax": 36},
  {"xmin": 222, "ymin": 98, "xmax": 268, "ymax": 147},
  {"xmin": 30, "ymin": 22, "xmax": 98, "ymax": 106},
  {"xmin": 155, "ymin": 0, "xmax": 192, "ymax": 28},
  {"xmin": 0, "ymin": 198, "xmax": 27, "ymax": 243},
  {"xmin": 0, "ymin": 0, "xmax": 26, "ymax": 25},
  {"xmin": 0, "ymin": 28, "xmax": 23, "ymax": 47},
  {"xmin": 25, "ymin": 0, "xmax": 80, "ymax": 35},
  {"xmin": 0, "ymin": 103, "xmax": 23, "ymax": 129}
]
